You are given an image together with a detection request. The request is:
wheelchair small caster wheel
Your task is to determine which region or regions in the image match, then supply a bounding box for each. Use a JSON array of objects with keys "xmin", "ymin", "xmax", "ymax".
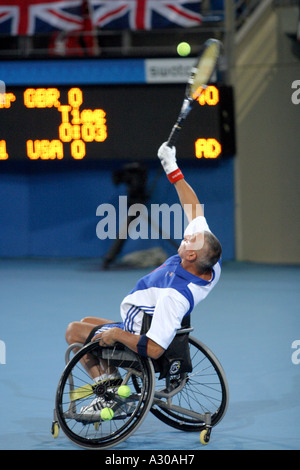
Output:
[
  {"xmin": 200, "ymin": 428, "xmax": 211, "ymax": 445},
  {"xmin": 51, "ymin": 421, "xmax": 60, "ymax": 439}
]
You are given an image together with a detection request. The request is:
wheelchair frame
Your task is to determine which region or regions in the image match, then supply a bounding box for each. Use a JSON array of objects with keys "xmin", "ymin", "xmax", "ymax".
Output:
[{"xmin": 51, "ymin": 327, "xmax": 229, "ymax": 449}]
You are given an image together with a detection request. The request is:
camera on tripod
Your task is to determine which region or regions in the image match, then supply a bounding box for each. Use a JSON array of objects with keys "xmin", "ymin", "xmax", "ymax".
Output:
[{"xmin": 112, "ymin": 162, "xmax": 148, "ymax": 203}]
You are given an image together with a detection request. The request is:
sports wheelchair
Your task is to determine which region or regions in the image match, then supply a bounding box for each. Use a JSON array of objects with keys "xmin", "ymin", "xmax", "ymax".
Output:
[{"xmin": 51, "ymin": 325, "xmax": 229, "ymax": 450}]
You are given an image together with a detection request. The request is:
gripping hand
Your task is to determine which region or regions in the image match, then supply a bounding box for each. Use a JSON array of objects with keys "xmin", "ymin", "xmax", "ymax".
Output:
[{"xmin": 157, "ymin": 142, "xmax": 184, "ymax": 184}]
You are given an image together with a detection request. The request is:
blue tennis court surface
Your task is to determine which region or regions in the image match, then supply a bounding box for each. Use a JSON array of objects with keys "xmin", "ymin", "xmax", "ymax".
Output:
[{"xmin": 0, "ymin": 259, "xmax": 299, "ymax": 450}]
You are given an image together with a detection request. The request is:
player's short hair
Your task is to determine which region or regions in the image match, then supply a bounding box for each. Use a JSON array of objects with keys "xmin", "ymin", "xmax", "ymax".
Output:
[{"xmin": 195, "ymin": 231, "xmax": 222, "ymax": 274}]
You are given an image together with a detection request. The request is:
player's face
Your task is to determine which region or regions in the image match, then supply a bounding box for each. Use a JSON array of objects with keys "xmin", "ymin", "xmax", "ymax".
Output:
[{"xmin": 178, "ymin": 232, "xmax": 204, "ymax": 258}]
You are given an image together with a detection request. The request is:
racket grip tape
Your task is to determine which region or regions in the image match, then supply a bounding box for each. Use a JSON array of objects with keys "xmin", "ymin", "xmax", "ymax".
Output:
[{"xmin": 167, "ymin": 123, "xmax": 182, "ymax": 148}]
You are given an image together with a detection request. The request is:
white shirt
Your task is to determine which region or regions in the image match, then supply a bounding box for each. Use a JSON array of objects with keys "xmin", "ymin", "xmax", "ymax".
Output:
[{"xmin": 120, "ymin": 216, "xmax": 221, "ymax": 349}]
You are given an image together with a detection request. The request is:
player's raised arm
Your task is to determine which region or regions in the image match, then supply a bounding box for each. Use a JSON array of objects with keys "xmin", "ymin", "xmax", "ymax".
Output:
[{"xmin": 157, "ymin": 142, "xmax": 203, "ymax": 222}]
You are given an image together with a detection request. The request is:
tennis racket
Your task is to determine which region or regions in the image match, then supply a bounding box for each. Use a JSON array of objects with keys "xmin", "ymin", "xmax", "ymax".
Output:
[{"xmin": 167, "ymin": 38, "xmax": 222, "ymax": 148}]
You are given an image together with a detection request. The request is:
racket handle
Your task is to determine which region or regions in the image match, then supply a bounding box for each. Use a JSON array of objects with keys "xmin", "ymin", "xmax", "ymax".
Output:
[
  {"xmin": 166, "ymin": 98, "xmax": 192, "ymax": 148},
  {"xmin": 167, "ymin": 123, "xmax": 182, "ymax": 148}
]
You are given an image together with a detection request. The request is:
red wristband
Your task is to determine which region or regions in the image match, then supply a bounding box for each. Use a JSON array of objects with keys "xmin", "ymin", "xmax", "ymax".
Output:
[{"xmin": 167, "ymin": 168, "xmax": 184, "ymax": 184}]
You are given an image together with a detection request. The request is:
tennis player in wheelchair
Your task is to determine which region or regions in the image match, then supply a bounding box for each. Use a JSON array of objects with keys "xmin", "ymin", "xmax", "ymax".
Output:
[{"xmin": 65, "ymin": 142, "xmax": 222, "ymax": 417}]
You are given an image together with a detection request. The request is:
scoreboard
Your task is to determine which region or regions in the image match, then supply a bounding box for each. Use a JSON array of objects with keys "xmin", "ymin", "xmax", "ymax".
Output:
[{"xmin": 0, "ymin": 84, "xmax": 235, "ymax": 162}]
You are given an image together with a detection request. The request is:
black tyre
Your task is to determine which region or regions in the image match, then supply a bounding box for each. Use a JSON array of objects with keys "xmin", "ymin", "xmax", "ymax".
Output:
[
  {"xmin": 150, "ymin": 336, "xmax": 229, "ymax": 432},
  {"xmin": 55, "ymin": 341, "xmax": 155, "ymax": 449}
]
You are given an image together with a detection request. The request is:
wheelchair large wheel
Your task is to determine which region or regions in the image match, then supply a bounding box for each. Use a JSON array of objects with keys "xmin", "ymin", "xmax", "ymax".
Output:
[
  {"xmin": 150, "ymin": 336, "xmax": 229, "ymax": 432},
  {"xmin": 55, "ymin": 341, "xmax": 155, "ymax": 449}
]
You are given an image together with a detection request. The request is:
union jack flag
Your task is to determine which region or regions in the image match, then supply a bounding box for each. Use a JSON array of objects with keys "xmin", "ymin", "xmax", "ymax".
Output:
[
  {"xmin": 0, "ymin": 0, "xmax": 203, "ymax": 35},
  {"xmin": 0, "ymin": 0, "xmax": 84, "ymax": 35},
  {"xmin": 91, "ymin": 0, "xmax": 203, "ymax": 30}
]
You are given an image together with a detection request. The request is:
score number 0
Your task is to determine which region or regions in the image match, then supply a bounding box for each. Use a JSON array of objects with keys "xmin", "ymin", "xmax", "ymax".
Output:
[{"xmin": 24, "ymin": 87, "xmax": 107, "ymax": 160}]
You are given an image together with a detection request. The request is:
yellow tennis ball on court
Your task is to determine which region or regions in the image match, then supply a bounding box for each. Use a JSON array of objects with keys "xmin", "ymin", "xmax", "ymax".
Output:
[
  {"xmin": 100, "ymin": 407, "xmax": 114, "ymax": 421},
  {"xmin": 117, "ymin": 385, "xmax": 131, "ymax": 398},
  {"xmin": 177, "ymin": 42, "xmax": 191, "ymax": 57}
]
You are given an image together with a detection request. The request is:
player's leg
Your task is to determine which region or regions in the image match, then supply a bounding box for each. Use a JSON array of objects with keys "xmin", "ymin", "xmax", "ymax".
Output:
[
  {"xmin": 65, "ymin": 319, "xmax": 122, "ymax": 382},
  {"xmin": 65, "ymin": 318, "xmax": 111, "ymax": 380},
  {"xmin": 65, "ymin": 317, "xmax": 116, "ymax": 345},
  {"xmin": 81, "ymin": 316, "xmax": 117, "ymax": 327}
]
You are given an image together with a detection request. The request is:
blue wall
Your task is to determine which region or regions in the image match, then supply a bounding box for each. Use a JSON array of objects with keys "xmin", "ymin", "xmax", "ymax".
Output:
[
  {"xmin": 0, "ymin": 159, "xmax": 234, "ymax": 260},
  {"xmin": 0, "ymin": 59, "xmax": 235, "ymax": 261}
]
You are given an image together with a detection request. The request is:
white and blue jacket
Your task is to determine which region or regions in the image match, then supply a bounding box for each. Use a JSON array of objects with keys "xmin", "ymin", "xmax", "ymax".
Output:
[{"xmin": 120, "ymin": 217, "xmax": 221, "ymax": 349}]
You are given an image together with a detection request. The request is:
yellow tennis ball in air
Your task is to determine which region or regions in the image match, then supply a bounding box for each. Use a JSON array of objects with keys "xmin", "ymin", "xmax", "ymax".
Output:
[
  {"xmin": 177, "ymin": 42, "xmax": 191, "ymax": 57},
  {"xmin": 100, "ymin": 407, "xmax": 114, "ymax": 421},
  {"xmin": 117, "ymin": 385, "xmax": 131, "ymax": 398}
]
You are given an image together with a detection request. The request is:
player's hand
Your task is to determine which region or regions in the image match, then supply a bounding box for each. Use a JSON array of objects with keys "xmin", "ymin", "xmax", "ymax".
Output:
[
  {"xmin": 158, "ymin": 142, "xmax": 184, "ymax": 184},
  {"xmin": 93, "ymin": 328, "xmax": 118, "ymax": 347},
  {"xmin": 157, "ymin": 142, "xmax": 178, "ymax": 175}
]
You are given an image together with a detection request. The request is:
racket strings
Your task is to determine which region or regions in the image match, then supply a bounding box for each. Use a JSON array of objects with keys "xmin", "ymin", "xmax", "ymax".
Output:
[{"xmin": 190, "ymin": 41, "xmax": 221, "ymax": 100}]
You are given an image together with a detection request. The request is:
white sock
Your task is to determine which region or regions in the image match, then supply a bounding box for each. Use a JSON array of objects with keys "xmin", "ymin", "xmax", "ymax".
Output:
[{"xmin": 93, "ymin": 371, "xmax": 120, "ymax": 383}]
